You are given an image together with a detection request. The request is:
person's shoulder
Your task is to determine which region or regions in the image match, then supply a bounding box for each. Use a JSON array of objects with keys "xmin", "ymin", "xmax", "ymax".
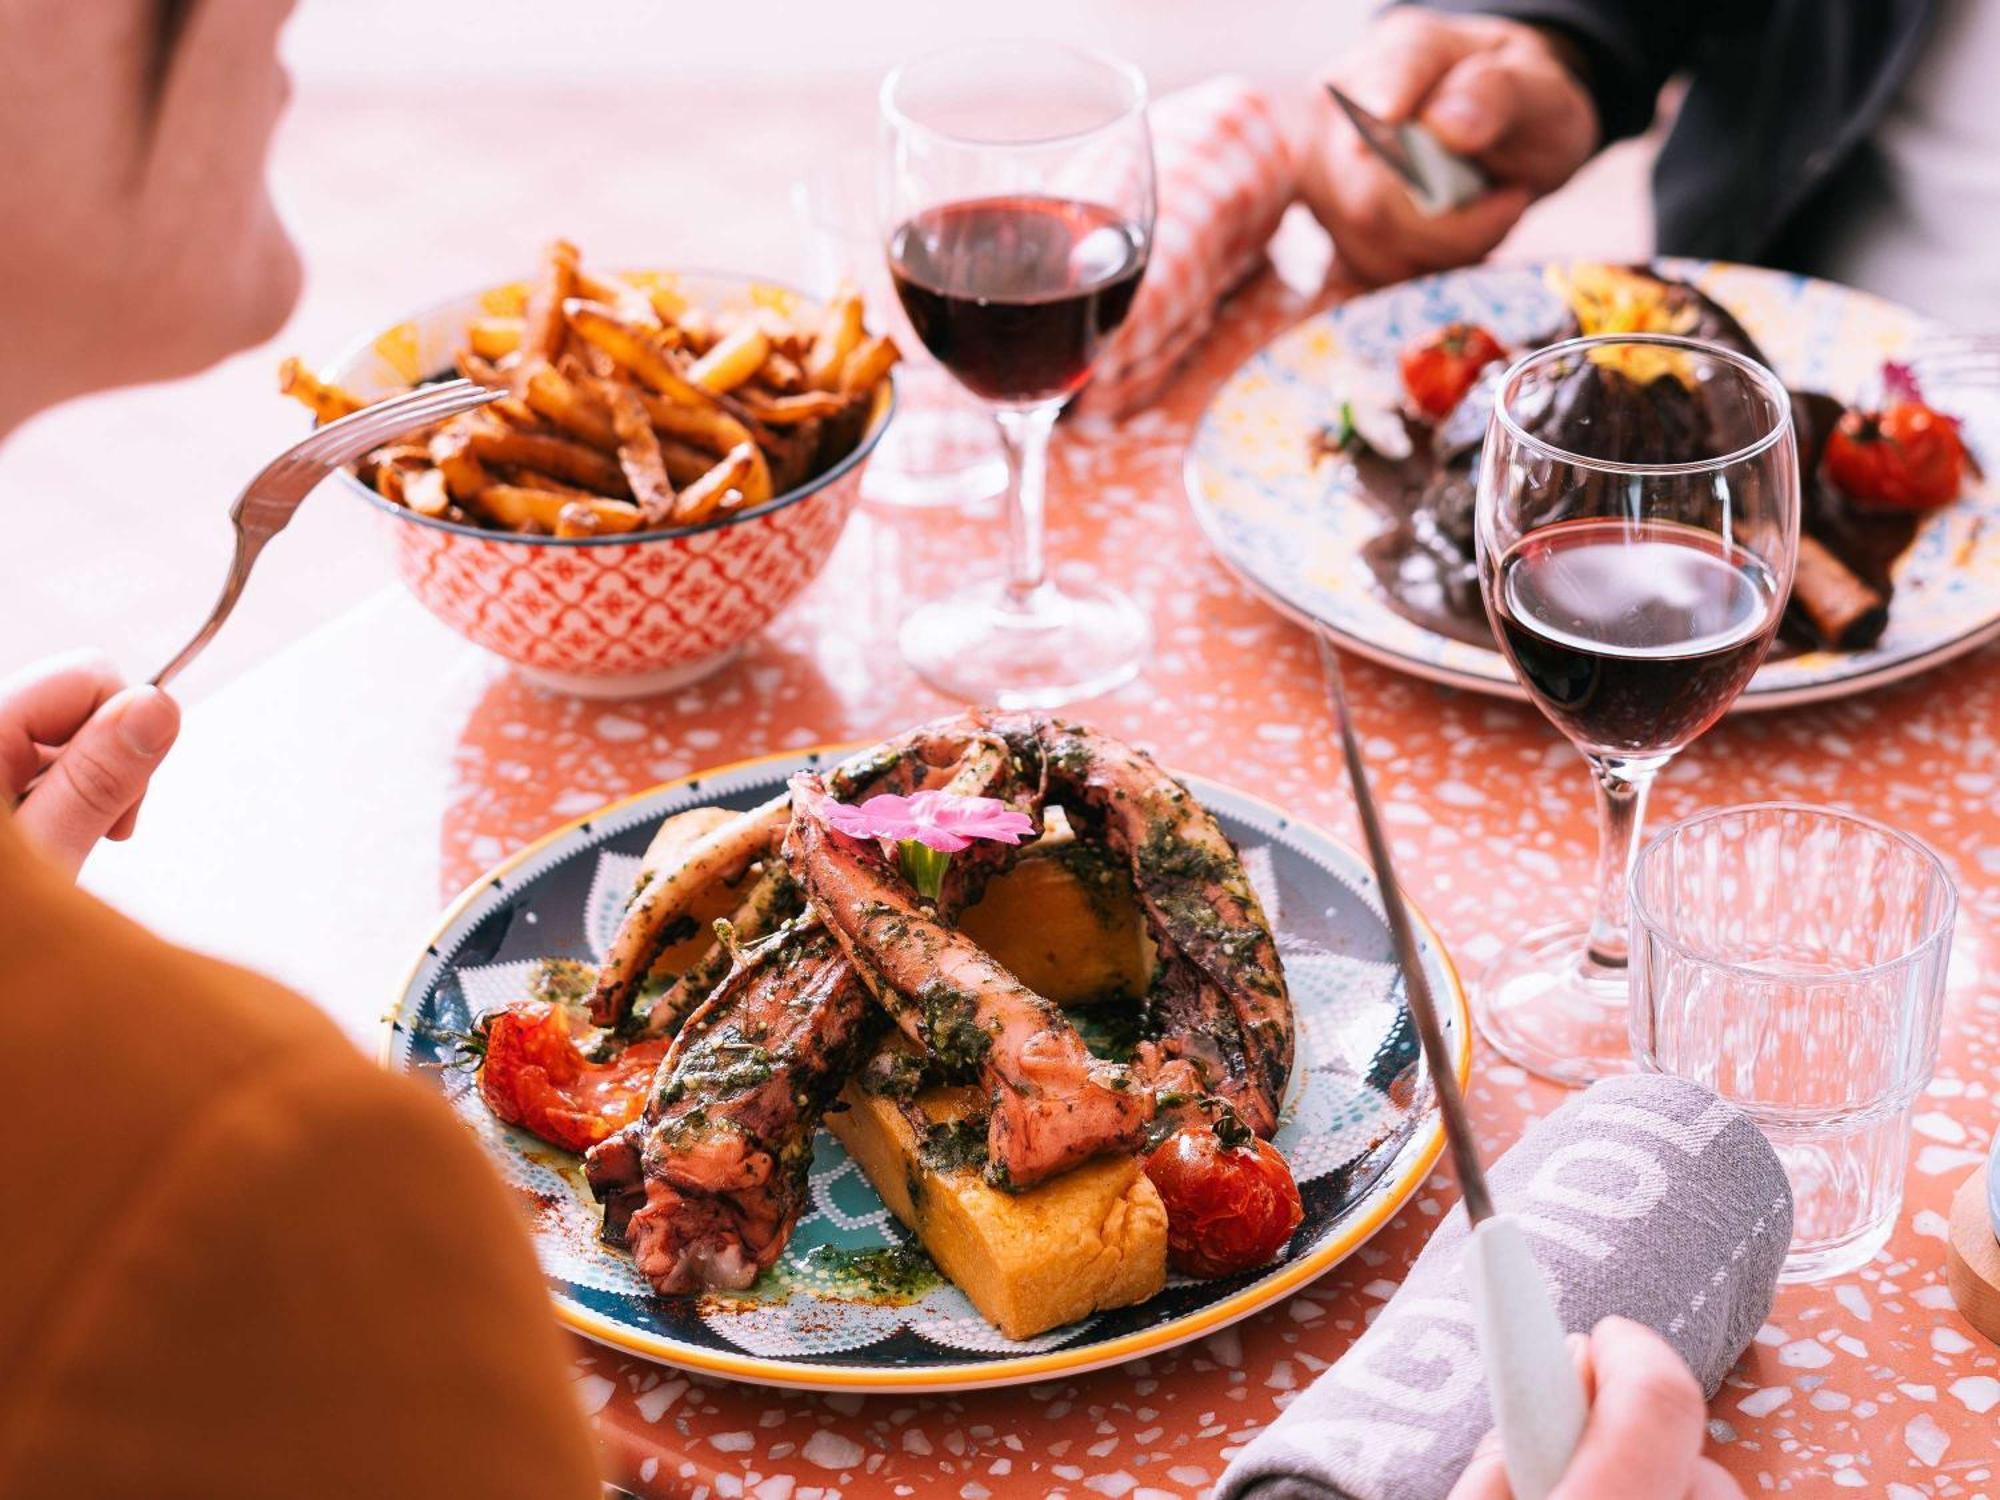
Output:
[{"xmin": 0, "ymin": 1002, "xmax": 602, "ymax": 1499}]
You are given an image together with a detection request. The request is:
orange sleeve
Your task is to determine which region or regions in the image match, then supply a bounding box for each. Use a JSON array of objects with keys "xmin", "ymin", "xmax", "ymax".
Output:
[{"xmin": 0, "ymin": 1047, "xmax": 604, "ymax": 1500}]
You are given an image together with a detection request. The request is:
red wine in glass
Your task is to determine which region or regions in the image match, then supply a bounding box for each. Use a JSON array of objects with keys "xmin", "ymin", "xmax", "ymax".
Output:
[
  {"xmin": 1491, "ymin": 518, "xmax": 1782, "ymax": 756},
  {"xmin": 889, "ymin": 194, "xmax": 1147, "ymax": 405}
]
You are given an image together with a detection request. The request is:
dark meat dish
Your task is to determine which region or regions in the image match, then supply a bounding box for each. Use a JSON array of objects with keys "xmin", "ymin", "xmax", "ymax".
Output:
[{"xmin": 1328, "ymin": 264, "xmax": 1959, "ymax": 656}]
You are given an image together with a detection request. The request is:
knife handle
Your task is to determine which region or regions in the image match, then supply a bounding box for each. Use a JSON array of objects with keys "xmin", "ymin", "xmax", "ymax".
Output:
[{"xmin": 1464, "ymin": 1213, "xmax": 1588, "ymax": 1500}]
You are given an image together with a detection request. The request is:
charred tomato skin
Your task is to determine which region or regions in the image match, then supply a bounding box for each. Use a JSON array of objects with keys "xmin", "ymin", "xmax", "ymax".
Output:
[
  {"xmin": 477, "ymin": 1001, "xmax": 668, "ymax": 1153},
  {"xmin": 1143, "ymin": 1123, "xmax": 1304, "ymax": 1278},
  {"xmin": 1400, "ymin": 323, "xmax": 1508, "ymax": 420},
  {"xmin": 1824, "ymin": 400, "xmax": 1965, "ymax": 511}
]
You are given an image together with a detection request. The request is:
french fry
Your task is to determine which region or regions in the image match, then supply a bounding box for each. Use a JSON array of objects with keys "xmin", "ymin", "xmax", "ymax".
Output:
[
  {"xmin": 634, "ymin": 389, "xmax": 754, "ymax": 455},
  {"xmin": 674, "ymin": 305, "xmax": 718, "ymax": 355},
  {"xmin": 736, "ymin": 389, "xmax": 852, "ymax": 426},
  {"xmin": 564, "ymin": 300, "xmax": 708, "ymax": 406},
  {"xmin": 673, "ymin": 441, "xmax": 757, "ymax": 525},
  {"xmin": 278, "ymin": 358, "xmax": 365, "ymax": 424},
  {"xmin": 428, "ymin": 421, "xmax": 492, "ymax": 501},
  {"xmin": 467, "ymin": 316, "xmax": 524, "ymax": 360},
  {"xmin": 758, "ymin": 350, "xmax": 806, "ymax": 392},
  {"xmin": 455, "ymin": 350, "xmax": 509, "ymax": 389},
  {"xmin": 504, "ymin": 468, "xmax": 600, "ymax": 499},
  {"xmin": 521, "ymin": 239, "xmax": 580, "ymax": 363},
  {"xmin": 628, "ymin": 390, "xmax": 772, "ymax": 500},
  {"xmin": 574, "ymin": 267, "xmax": 661, "ymax": 328},
  {"xmin": 839, "ymin": 334, "xmax": 900, "ymax": 396},
  {"xmin": 688, "ymin": 324, "xmax": 771, "ymax": 394},
  {"xmin": 804, "ymin": 285, "xmax": 864, "ymax": 389},
  {"xmin": 479, "ymin": 486, "xmax": 643, "ymax": 534},
  {"xmin": 763, "ymin": 419, "xmax": 822, "ymax": 495},
  {"xmin": 285, "ymin": 238, "xmax": 892, "ymax": 533},
  {"xmin": 466, "ymin": 425, "xmax": 630, "ymax": 496},
  {"xmin": 600, "ymin": 380, "xmax": 677, "ymax": 525},
  {"xmin": 520, "ymin": 361, "xmax": 618, "ymax": 451},
  {"xmin": 488, "ymin": 394, "xmax": 542, "ymax": 430},
  {"xmin": 660, "ymin": 438, "xmax": 721, "ymax": 487},
  {"xmin": 402, "ymin": 466, "xmax": 452, "ymax": 519}
]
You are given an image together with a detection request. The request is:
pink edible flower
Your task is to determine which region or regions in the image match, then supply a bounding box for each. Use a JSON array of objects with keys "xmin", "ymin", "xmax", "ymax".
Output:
[
  {"xmin": 824, "ymin": 790, "xmax": 1034, "ymax": 853},
  {"xmin": 1882, "ymin": 360, "xmax": 1925, "ymax": 406}
]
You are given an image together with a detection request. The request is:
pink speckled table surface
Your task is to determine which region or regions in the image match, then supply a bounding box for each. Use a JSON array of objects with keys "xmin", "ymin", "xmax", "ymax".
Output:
[{"xmin": 89, "ymin": 264, "xmax": 2000, "ymax": 1496}]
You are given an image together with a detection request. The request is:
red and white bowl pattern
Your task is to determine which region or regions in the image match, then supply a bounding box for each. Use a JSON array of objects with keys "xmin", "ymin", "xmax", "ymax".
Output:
[{"xmin": 325, "ymin": 271, "xmax": 889, "ymax": 696}]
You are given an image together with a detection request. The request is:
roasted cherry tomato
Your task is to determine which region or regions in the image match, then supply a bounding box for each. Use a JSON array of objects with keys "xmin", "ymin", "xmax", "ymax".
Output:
[
  {"xmin": 476, "ymin": 1001, "xmax": 668, "ymax": 1153},
  {"xmin": 1824, "ymin": 400, "xmax": 1966, "ymax": 510},
  {"xmin": 1143, "ymin": 1123, "xmax": 1304, "ymax": 1279},
  {"xmin": 1399, "ymin": 322, "xmax": 1507, "ymax": 420}
]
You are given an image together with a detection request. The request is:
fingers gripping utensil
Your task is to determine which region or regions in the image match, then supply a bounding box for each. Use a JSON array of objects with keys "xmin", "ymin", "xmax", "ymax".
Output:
[
  {"xmin": 150, "ymin": 378, "xmax": 504, "ymax": 689},
  {"xmin": 1314, "ymin": 631, "xmax": 1586, "ymax": 1499},
  {"xmin": 1325, "ymin": 83, "xmax": 1489, "ymax": 216}
]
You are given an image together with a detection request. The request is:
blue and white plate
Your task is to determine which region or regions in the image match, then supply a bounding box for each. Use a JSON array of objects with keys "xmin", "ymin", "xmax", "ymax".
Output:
[
  {"xmin": 1186, "ymin": 259, "xmax": 2000, "ymax": 710},
  {"xmin": 384, "ymin": 747, "xmax": 1469, "ymax": 1392}
]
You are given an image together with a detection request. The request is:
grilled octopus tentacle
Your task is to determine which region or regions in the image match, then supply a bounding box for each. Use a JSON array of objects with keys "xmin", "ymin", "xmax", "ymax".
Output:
[
  {"xmin": 992, "ymin": 713, "xmax": 1294, "ymax": 1137},
  {"xmin": 586, "ymin": 718, "xmax": 1016, "ymax": 1031},
  {"xmin": 635, "ymin": 859, "xmax": 801, "ymax": 1040},
  {"xmin": 587, "ymin": 795, "xmax": 787, "ymax": 1030},
  {"xmin": 785, "ymin": 770, "xmax": 1153, "ymax": 1191},
  {"xmin": 586, "ymin": 920, "xmax": 875, "ymax": 1292},
  {"xmin": 590, "ymin": 725, "xmax": 1024, "ymax": 1293}
]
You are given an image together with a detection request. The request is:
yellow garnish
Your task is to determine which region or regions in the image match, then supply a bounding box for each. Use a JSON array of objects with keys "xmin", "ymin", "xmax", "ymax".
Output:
[{"xmin": 1546, "ymin": 264, "xmax": 1698, "ymax": 386}]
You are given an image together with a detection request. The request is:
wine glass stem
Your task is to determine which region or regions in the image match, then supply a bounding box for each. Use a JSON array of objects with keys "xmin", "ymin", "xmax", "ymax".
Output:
[
  {"xmin": 994, "ymin": 403, "xmax": 1060, "ymax": 607},
  {"xmin": 1582, "ymin": 754, "xmax": 1664, "ymax": 970}
]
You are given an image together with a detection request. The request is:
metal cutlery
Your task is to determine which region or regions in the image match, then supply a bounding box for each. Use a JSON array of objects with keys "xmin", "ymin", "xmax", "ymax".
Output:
[
  {"xmin": 1324, "ymin": 83, "xmax": 1489, "ymax": 216},
  {"xmin": 1313, "ymin": 630, "xmax": 1586, "ymax": 1500},
  {"xmin": 150, "ymin": 378, "xmax": 502, "ymax": 689}
]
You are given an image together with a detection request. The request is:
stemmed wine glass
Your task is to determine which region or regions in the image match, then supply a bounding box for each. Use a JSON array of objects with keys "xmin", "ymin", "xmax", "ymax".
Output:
[
  {"xmin": 1473, "ymin": 334, "xmax": 1800, "ymax": 1086},
  {"xmin": 880, "ymin": 42, "xmax": 1156, "ymax": 708}
]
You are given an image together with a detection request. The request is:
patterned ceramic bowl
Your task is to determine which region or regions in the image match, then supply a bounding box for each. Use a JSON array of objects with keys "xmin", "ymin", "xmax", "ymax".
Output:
[{"xmin": 324, "ymin": 272, "xmax": 892, "ymax": 697}]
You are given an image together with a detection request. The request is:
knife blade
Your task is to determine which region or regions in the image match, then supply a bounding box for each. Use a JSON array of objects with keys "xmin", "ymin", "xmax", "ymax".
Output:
[
  {"xmin": 1313, "ymin": 630, "xmax": 1586, "ymax": 1500},
  {"xmin": 1325, "ymin": 82, "xmax": 1489, "ymax": 216}
]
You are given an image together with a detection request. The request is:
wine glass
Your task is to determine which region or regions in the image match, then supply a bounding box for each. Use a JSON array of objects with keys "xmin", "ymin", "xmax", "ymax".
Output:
[
  {"xmin": 880, "ymin": 42, "xmax": 1156, "ymax": 707},
  {"xmin": 1473, "ymin": 333, "xmax": 1800, "ymax": 1086}
]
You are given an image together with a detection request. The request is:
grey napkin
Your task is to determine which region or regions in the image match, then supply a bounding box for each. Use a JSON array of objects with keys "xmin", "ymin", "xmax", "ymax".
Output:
[{"xmin": 1219, "ymin": 1074, "xmax": 1792, "ymax": 1500}]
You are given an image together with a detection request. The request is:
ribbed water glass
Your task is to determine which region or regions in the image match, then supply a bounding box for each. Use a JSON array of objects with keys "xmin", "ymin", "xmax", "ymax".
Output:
[{"xmin": 1630, "ymin": 802, "xmax": 1956, "ymax": 1281}]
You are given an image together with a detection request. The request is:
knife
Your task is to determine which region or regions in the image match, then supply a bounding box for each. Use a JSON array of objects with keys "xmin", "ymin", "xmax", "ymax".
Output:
[
  {"xmin": 1313, "ymin": 631, "xmax": 1587, "ymax": 1500},
  {"xmin": 1325, "ymin": 82, "xmax": 1489, "ymax": 216}
]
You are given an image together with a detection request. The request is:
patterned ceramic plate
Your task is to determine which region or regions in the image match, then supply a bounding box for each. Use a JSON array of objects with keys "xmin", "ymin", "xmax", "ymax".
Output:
[
  {"xmin": 1186, "ymin": 259, "xmax": 2000, "ymax": 710},
  {"xmin": 384, "ymin": 747, "xmax": 1469, "ymax": 1392}
]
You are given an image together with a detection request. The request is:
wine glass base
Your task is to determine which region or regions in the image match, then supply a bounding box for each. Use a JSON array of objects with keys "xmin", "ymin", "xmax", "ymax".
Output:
[
  {"xmin": 899, "ymin": 578, "xmax": 1150, "ymax": 710},
  {"xmin": 1473, "ymin": 920, "xmax": 1636, "ymax": 1088}
]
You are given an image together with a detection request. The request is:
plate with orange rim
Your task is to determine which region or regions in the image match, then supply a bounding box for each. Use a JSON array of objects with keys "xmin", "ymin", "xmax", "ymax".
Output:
[
  {"xmin": 382, "ymin": 745, "xmax": 1468, "ymax": 1393},
  {"xmin": 1186, "ymin": 258, "xmax": 2000, "ymax": 710}
]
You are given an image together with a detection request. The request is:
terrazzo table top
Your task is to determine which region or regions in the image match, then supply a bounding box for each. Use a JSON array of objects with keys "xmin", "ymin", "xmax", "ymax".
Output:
[{"xmin": 89, "ymin": 265, "xmax": 2000, "ymax": 1497}]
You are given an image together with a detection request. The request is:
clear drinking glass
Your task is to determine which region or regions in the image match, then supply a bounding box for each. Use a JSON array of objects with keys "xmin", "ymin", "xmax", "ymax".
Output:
[
  {"xmin": 880, "ymin": 42, "xmax": 1156, "ymax": 707},
  {"xmin": 1630, "ymin": 802, "xmax": 1956, "ymax": 1281},
  {"xmin": 1474, "ymin": 335, "xmax": 1800, "ymax": 1085}
]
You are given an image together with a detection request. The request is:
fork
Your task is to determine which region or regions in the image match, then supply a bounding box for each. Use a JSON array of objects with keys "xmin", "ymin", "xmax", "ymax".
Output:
[{"xmin": 150, "ymin": 378, "xmax": 502, "ymax": 689}]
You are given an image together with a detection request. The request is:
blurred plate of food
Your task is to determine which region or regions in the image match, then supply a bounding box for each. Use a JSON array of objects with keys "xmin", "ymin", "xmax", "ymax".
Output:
[
  {"xmin": 282, "ymin": 241, "xmax": 898, "ymax": 696},
  {"xmin": 382, "ymin": 719, "xmax": 1468, "ymax": 1392},
  {"xmin": 1185, "ymin": 259, "xmax": 2000, "ymax": 709}
]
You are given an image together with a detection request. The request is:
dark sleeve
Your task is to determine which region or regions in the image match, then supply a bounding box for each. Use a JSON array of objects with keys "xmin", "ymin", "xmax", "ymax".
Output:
[{"xmin": 1405, "ymin": 0, "xmax": 1710, "ymax": 142}]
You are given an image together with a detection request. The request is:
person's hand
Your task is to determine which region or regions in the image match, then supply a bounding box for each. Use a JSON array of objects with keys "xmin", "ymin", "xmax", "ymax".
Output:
[
  {"xmin": 1300, "ymin": 9, "xmax": 1600, "ymax": 286},
  {"xmin": 1449, "ymin": 1318, "xmax": 1744, "ymax": 1500},
  {"xmin": 2, "ymin": 651, "xmax": 181, "ymax": 880}
]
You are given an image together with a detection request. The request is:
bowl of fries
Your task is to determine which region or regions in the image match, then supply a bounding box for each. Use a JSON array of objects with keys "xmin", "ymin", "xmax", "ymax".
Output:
[{"xmin": 285, "ymin": 240, "xmax": 897, "ymax": 696}]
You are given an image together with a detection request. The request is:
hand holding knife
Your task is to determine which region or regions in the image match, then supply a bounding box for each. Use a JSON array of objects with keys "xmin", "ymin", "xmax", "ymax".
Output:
[{"xmin": 1325, "ymin": 82, "xmax": 1490, "ymax": 216}]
